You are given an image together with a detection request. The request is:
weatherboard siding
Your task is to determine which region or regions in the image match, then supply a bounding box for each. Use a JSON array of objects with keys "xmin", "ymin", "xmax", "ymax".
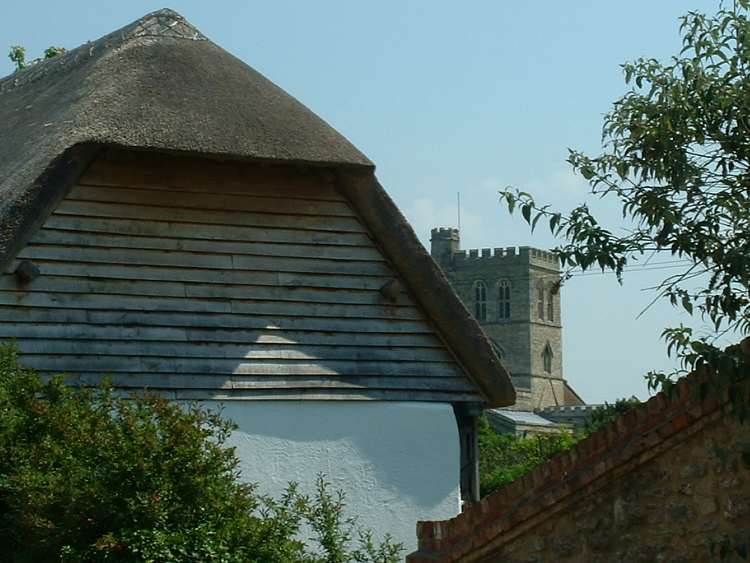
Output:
[{"xmin": 2, "ymin": 156, "xmax": 479, "ymax": 402}]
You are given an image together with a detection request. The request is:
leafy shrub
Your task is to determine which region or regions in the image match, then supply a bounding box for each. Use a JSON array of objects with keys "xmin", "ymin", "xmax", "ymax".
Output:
[
  {"xmin": 0, "ymin": 345, "xmax": 401, "ymax": 562},
  {"xmin": 478, "ymin": 398, "xmax": 642, "ymax": 498},
  {"xmin": 582, "ymin": 397, "xmax": 640, "ymax": 436},
  {"xmin": 478, "ymin": 416, "xmax": 578, "ymax": 497}
]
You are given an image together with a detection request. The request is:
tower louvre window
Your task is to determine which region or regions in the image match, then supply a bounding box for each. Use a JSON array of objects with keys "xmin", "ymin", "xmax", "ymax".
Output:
[
  {"xmin": 497, "ymin": 279, "xmax": 511, "ymax": 321},
  {"xmin": 547, "ymin": 290, "xmax": 554, "ymax": 322},
  {"xmin": 474, "ymin": 280, "xmax": 487, "ymax": 322},
  {"xmin": 537, "ymin": 281, "xmax": 545, "ymax": 320},
  {"xmin": 542, "ymin": 342, "xmax": 553, "ymax": 373}
]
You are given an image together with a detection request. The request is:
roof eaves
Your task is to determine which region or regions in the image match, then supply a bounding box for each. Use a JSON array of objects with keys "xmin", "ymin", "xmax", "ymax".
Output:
[
  {"xmin": 0, "ymin": 143, "xmax": 101, "ymax": 272},
  {"xmin": 335, "ymin": 169, "xmax": 516, "ymax": 408}
]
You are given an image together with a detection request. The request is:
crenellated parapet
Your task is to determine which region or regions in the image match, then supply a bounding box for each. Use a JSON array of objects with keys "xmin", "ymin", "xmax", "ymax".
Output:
[
  {"xmin": 430, "ymin": 227, "xmax": 557, "ymax": 267},
  {"xmin": 539, "ymin": 404, "xmax": 600, "ymax": 414},
  {"xmin": 450, "ymin": 245, "xmax": 558, "ymax": 269},
  {"xmin": 430, "ymin": 227, "xmax": 460, "ymax": 240}
]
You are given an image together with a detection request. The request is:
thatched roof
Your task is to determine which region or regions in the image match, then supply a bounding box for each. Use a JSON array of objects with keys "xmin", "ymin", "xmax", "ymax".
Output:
[
  {"xmin": 0, "ymin": 9, "xmax": 371, "ymax": 264},
  {"xmin": 0, "ymin": 9, "xmax": 515, "ymax": 407}
]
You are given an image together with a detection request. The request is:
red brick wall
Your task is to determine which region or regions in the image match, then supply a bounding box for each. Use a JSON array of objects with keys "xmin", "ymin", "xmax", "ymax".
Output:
[{"xmin": 408, "ymin": 373, "xmax": 750, "ymax": 562}]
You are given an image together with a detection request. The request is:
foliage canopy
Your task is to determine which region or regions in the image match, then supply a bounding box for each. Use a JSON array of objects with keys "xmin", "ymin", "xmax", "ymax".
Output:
[
  {"xmin": 0, "ymin": 346, "xmax": 401, "ymax": 563},
  {"xmin": 500, "ymin": 1, "xmax": 750, "ymax": 413},
  {"xmin": 478, "ymin": 397, "xmax": 640, "ymax": 498},
  {"xmin": 478, "ymin": 416, "xmax": 578, "ymax": 497},
  {"xmin": 582, "ymin": 397, "xmax": 641, "ymax": 435}
]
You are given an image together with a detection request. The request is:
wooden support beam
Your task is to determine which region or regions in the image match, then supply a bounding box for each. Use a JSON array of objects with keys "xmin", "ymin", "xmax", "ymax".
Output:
[{"xmin": 454, "ymin": 402, "xmax": 482, "ymax": 506}]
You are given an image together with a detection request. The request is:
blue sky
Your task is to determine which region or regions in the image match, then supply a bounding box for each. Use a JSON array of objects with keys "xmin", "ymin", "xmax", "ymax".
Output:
[{"xmin": 1, "ymin": 1, "xmax": 725, "ymax": 403}]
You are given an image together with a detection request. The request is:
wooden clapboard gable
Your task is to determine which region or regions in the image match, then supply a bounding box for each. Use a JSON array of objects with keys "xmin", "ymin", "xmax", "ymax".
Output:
[{"xmin": 1, "ymin": 154, "xmax": 481, "ymax": 402}]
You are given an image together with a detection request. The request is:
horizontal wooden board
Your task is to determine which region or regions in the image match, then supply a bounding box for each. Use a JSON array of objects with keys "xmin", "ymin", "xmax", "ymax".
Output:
[
  {"xmin": 0, "ymin": 323, "xmax": 443, "ymax": 347},
  {"xmin": 34, "ymin": 229, "xmax": 384, "ymax": 261},
  {"xmin": 236, "ymin": 254, "xmax": 390, "ymax": 276},
  {"xmin": 165, "ymin": 390, "xmax": 481, "ymax": 402},
  {"xmin": 19, "ymin": 245, "xmax": 232, "ymax": 268},
  {"xmin": 36, "ymin": 380, "xmax": 481, "ymax": 402},
  {"xmin": 0, "ymin": 275, "xmax": 191, "ymax": 298},
  {"xmin": 81, "ymin": 158, "xmax": 346, "ymax": 201},
  {"xmin": 0, "ymin": 275, "xmax": 411, "ymax": 306},
  {"xmin": 68, "ymin": 185, "xmax": 356, "ymax": 217},
  {"xmin": 20, "ymin": 355, "xmax": 463, "ymax": 377},
  {"xmin": 12, "ymin": 339, "xmax": 453, "ymax": 363},
  {"xmin": 18, "ymin": 246, "xmax": 391, "ymax": 276},
  {"xmin": 0, "ymin": 306, "xmax": 433, "ymax": 333},
  {"xmin": 44, "ymin": 373, "xmax": 475, "ymax": 392},
  {"xmin": 185, "ymin": 283, "xmax": 408, "ymax": 305},
  {"xmin": 228, "ymin": 300, "xmax": 421, "ymax": 320},
  {"xmin": 44, "ymin": 215, "xmax": 373, "ymax": 247},
  {"xmin": 55, "ymin": 200, "xmax": 367, "ymax": 233},
  {"xmin": 0, "ymin": 291, "xmax": 422, "ymax": 320},
  {"xmin": 4, "ymin": 262, "xmax": 394, "ymax": 290}
]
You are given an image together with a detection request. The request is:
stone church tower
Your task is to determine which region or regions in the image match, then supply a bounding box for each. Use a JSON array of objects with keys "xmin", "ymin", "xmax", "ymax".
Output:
[{"xmin": 431, "ymin": 227, "xmax": 580, "ymax": 411}]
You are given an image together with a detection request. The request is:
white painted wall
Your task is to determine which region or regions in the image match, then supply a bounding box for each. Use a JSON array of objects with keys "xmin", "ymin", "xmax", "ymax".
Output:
[{"xmin": 208, "ymin": 400, "xmax": 461, "ymax": 555}]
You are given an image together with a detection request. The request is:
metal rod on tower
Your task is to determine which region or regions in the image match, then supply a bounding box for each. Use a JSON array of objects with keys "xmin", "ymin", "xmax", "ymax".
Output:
[{"xmin": 457, "ymin": 192, "xmax": 461, "ymax": 231}]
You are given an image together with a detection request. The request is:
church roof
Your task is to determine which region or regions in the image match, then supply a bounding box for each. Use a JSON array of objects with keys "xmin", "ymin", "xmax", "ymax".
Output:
[
  {"xmin": 490, "ymin": 409, "xmax": 559, "ymax": 428},
  {"xmin": 0, "ymin": 9, "xmax": 515, "ymax": 407},
  {"xmin": 563, "ymin": 381, "xmax": 586, "ymax": 405}
]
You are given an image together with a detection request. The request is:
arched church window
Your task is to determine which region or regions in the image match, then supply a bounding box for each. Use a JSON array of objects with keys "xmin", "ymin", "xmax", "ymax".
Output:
[
  {"xmin": 537, "ymin": 281, "xmax": 545, "ymax": 320},
  {"xmin": 542, "ymin": 342, "xmax": 553, "ymax": 374},
  {"xmin": 497, "ymin": 280, "xmax": 511, "ymax": 321},
  {"xmin": 474, "ymin": 280, "xmax": 487, "ymax": 322},
  {"xmin": 547, "ymin": 290, "xmax": 554, "ymax": 322}
]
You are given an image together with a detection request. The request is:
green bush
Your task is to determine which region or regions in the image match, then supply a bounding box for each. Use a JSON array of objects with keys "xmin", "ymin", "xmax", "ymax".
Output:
[
  {"xmin": 582, "ymin": 397, "xmax": 640, "ymax": 436},
  {"xmin": 0, "ymin": 345, "xmax": 401, "ymax": 562},
  {"xmin": 478, "ymin": 416, "xmax": 578, "ymax": 498},
  {"xmin": 478, "ymin": 398, "xmax": 642, "ymax": 498}
]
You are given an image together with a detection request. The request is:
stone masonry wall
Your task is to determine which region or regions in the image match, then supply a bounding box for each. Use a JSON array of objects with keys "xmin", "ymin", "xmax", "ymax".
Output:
[
  {"xmin": 477, "ymin": 406, "xmax": 749, "ymax": 562},
  {"xmin": 446, "ymin": 256, "xmax": 534, "ymax": 383},
  {"xmin": 408, "ymin": 371, "xmax": 750, "ymax": 562},
  {"xmin": 441, "ymin": 249, "xmax": 563, "ymax": 411}
]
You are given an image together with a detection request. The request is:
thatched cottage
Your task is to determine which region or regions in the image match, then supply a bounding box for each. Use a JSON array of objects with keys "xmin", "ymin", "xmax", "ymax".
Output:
[{"xmin": 0, "ymin": 9, "xmax": 514, "ymax": 550}]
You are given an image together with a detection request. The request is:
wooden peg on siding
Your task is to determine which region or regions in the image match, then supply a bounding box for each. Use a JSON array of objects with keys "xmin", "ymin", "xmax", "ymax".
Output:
[
  {"xmin": 15, "ymin": 260, "xmax": 40, "ymax": 284},
  {"xmin": 379, "ymin": 279, "xmax": 401, "ymax": 302}
]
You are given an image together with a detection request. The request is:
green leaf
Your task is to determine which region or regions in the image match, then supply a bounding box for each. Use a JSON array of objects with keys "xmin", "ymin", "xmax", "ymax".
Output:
[
  {"xmin": 531, "ymin": 212, "xmax": 543, "ymax": 233},
  {"xmin": 549, "ymin": 213, "xmax": 561, "ymax": 234},
  {"xmin": 521, "ymin": 204, "xmax": 532, "ymax": 224}
]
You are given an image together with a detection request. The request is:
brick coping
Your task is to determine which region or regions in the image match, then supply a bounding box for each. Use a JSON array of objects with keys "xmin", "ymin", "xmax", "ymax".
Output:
[{"xmin": 407, "ymin": 369, "xmax": 725, "ymax": 562}]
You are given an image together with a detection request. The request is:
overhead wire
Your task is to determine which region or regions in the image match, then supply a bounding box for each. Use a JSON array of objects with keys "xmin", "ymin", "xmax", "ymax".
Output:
[{"xmin": 451, "ymin": 259, "xmax": 695, "ymax": 285}]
